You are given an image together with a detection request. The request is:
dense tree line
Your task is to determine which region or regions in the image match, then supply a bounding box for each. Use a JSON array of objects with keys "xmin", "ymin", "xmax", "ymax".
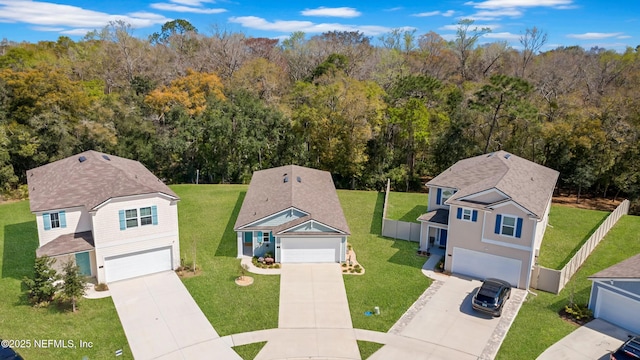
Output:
[{"xmin": 1, "ymin": 20, "xmax": 639, "ymax": 210}]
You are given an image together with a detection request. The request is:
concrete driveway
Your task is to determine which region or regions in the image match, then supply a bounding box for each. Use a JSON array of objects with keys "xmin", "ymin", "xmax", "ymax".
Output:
[
  {"xmin": 369, "ymin": 274, "xmax": 526, "ymax": 360},
  {"xmin": 537, "ymin": 319, "xmax": 632, "ymax": 360},
  {"xmin": 255, "ymin": 263, "xmax": 360, "ymax": 360},
  {"xmin": 109, "ymin": 271, "xmax": 241, "ymax": 360}
]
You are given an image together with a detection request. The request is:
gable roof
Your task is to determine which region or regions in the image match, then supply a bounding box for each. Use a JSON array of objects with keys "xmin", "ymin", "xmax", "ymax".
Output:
[
  {"xmin": 428, "ymin": 151, "xmax": 559, "ymax": 219},
  {"xmin": 589, "ymin": 254, "xmax": 640, "ymax": 280},
  {"xmin": 234, "ymin": 165, "xmax": 350, "ymax": 235},
  {"xmin": 27, "ymin": 150, "xmax": 178, "ymax": 213}
]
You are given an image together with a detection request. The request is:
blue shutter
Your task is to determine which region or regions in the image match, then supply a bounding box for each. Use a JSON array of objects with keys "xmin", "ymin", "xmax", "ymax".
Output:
[
  {"xmin": 257, "ymin": 231, "xmax": 263, "ymax": 244},
  {"xmin": 472, "ymin": 210, "xmax": 478, "ymax": 222},
  {"xmin": 456, "ymin": 207, "xmax": 462, "ymax": 219},
  {"xmin": 118, "ymin": 210, "xmax": 126, "ymax": 230},
  {"xmin": 43, "ymin": 213, "xmax": 51, "ymax": 230},
  {"xmin": 269, "ymin": 232, "xmax": 274, "ymax": 242},
  {"xmin": 151, "ymin": 206, "xmax": 158, "ymax": 225},
  {"xmin": 59, "ymin": 211, "xmax": 66, "ymax": 228},
  {"xmin": 436, "ymin": 188, "xmax": 442, "ymax": 205},
  {"xmin": 494, "ymin": 214, "xmax": 502, "ymax": 234},
  {"xmin": 516, "ymin": 218, "xmax": 523, "ymax": 238}
]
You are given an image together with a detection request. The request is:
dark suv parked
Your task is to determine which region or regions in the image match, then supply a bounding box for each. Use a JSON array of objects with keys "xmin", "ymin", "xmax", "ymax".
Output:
[
  {"xmin": 471, "ymin": 278, "xmax": 511, "ymax": 317},
  {"xmin": 0, "ymin": 341, "xmax": 24, "ymax": 360},
  {"xmin": 611, "ymin": 336, "xmax": 640, "ymax": 360}
]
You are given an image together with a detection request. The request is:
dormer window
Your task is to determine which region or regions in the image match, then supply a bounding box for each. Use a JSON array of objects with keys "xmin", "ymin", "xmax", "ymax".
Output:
[{"xmin": 436, "ymin": 188, "xmax": 457, "ymax": 205}]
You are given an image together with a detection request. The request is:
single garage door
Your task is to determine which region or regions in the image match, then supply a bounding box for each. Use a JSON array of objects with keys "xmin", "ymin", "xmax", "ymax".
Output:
[
  {"xmin": 105, "ymin": 246, "xmax": 172, "ymax": 283},
  {"xmin": 280, "ymin": 237, "xmax": 341, "ymax": 263},
  {"xmin": 451, "ymin": 247, "xmax": 521, "ymax": 287},
  {"xmin": 595, "ymin": 287, "xmax": 640, "ymax": 334}
]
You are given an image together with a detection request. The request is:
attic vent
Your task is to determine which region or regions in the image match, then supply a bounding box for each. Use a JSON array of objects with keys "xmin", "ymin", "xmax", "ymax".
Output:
[
  {"xmin": 102, "ymin": 154, "xmax": 111, "ymax": 161},
  {"xmin": 297, "ymin": 176, "xmax": 301, "ymax": 183},
  {"xmin": 284, "ymin": 176, "xmax": 289, "ymax": 183},
  {"xmin": 78, "ymin": 156, "xmax": 87, "ymax": 163},
  {"xmin": 504, "ymin": 153, "xmax": 512, "ymax": 159}
]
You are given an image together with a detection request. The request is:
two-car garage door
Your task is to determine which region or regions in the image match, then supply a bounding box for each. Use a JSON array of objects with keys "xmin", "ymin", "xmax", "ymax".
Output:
[
  {"xmin": 280, "ymin": 237, "xmax": 341, "ymax": 263},
  {"xmin": 451, "ymin": 247, "xmax": 522, "ymax": 288},
  {"xmin": 594, "ymin": 287, "xmax": 640, "ymax": 334},
  {"xmin": 105, "ymin": 246, "xmax": 173, "ymax": 283}
]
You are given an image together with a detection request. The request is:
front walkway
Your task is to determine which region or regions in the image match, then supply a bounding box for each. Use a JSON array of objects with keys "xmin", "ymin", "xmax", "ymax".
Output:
[{"xmin": 109, "ymin": 271, "xmax": 241, "ymax": 360}]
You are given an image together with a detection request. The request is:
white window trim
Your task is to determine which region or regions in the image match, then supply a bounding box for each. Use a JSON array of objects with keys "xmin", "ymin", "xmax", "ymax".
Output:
[
  {"xmin": 439, "ymin": 189, "xmax": 456, "ymax": 205},
  {"xmin": 50, "ymin": 212, "xmax": 61, "ymax": 229},
  {"xmin": 263, "ymin": 231, "xmax": 271, "ymax": 243},
  {"xmin": 500, "ymin": 214, "xmax": 518, "ymax": 238},
  {"xmin": 125, "ymin": 209, "xmax": 138, "ymax": 228},
  {"xmin": 462, "ymin": 208, "xmax": 473, "ymax": 221},
  {"xmin": 140, "ymin": 206, "xmax": 153, "ymax": 226}
]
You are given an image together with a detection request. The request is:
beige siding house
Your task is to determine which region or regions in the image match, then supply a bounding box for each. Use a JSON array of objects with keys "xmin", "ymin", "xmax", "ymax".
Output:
[
  {"xmin": 418, "ymin": 151, "xmax": 558, "ymax": 289},
  {"xmin": 27, "ymin": 150, "xmax": 180, "ymax": 284},
  {"xmin": 234, "ymin": 165, "xmax": 350, "ymax": 263}
]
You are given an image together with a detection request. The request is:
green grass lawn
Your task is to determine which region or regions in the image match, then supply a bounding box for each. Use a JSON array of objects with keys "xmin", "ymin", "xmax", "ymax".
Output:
[
  {"xmin": 385, "ymin": 191, "xmax": 429, "ymax": 223},
  {"xmin": 497, "ymin": 214, "xmax": 640, "ymax": 360},
  {"xmin": 538, "ymin": 205, "xmax": 610, "ymax": 269},
  {"xmin": 0, "ymin": 201, "xmax": 132, "ymax": 359}
]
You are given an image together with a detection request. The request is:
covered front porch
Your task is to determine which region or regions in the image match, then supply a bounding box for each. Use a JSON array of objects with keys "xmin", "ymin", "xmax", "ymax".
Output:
[
  {"xmin": 418, "ymin": 209, "xmax": 449, "ymax": 253},
  {"xmin": 35, "ymin": 231, "xmax": 96, "ymax": 277}
]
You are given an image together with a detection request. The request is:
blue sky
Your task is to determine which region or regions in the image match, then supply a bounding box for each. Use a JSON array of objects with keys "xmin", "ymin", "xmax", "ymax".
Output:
[{"xmin": 0, "ymin": 0, "xmax": 637, "ymax": 51}]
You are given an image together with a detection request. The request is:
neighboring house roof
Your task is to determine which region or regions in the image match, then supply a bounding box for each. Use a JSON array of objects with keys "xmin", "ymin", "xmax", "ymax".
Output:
[
  {"xmin": 35, "ymin": 231, "xmax": 94, "ymax": 257},
  {"xmin": 428, "ymin": 151, "xmax": 559, "ymax": 219},
  {"xmin": 417, "ymin": 209, "xmax": 449, "ymax": 225},
  {"xmin": 589, "ymin": 254, "xmax": 640, "ymax": 280},
  {"xmin": 27, "ymin": 150, "xmax": 178, "ymax": 213},
  {"xmin": 234, "ymin": 165, "xmax": 350, "ymax": 235}
]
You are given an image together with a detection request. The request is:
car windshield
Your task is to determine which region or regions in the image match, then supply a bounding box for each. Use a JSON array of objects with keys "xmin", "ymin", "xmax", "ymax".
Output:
[{"xmin": 623, "ymin": 339, "xmax": 640, "ymax": 358}]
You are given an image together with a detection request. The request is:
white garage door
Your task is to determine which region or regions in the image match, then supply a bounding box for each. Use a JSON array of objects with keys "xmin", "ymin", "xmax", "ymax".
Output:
[
  {"xmin": 280, "ymin": 237, "xmax": 341, "ymax": 263},
  {"xmin": 105, "ymin": 247, "xmax": 173, "ymax": 283},
  {"xmin": 451, "ymin": 247, "xmax": 522, "ymax": 287},
  {"xmin": 595, "ymin": 287, "xmax": 640, "ymax": 334}
]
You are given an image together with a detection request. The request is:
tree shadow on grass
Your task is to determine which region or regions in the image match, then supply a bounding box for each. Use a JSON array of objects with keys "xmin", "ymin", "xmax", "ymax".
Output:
[
  {"xmin": 397, "ymin": 205, "xmax": 428, "ymax": 223},
  {"xmin": 370, "ymin": 192, "xmax": 384, "ymax": 235},
  {"xmin": 216, "ymin": 191, "xmax": 247, "ymax": 257},
  {"xmin": 3, "ymin": 221, "xmax": 38, "ymax": 280}
]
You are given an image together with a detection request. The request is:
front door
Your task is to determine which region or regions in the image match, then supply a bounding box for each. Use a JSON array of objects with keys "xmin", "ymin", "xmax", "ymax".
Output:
[
  {"xmin": 439, "ymin": 229, "xmax": 448, "ymax": 247},
  {"xmin": 75, "ymin": 252, "xmax": 91, "ymax": 276}
]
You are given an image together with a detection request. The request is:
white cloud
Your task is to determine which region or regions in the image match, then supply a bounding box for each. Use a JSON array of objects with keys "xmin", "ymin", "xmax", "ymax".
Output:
[
  {"xmin": 442, "ymin": 10, "xmax": 455, "ymax": 17},
  {"xmin": 617, "ymin": 35, "xmax": 631, "ymax": 39},
  {"xmin": 439, "ymin": 23, "xmax": 500, "ymax": 31},
  {"xmin": 301, "ymin": 7, "xmax": 361, "ymax": 18},
  {"xmin": 412, "ymin": 10, "xmax": 455, "ymax": 17},
  {"xmin": 567, "ymin": 32, "xmax": 624, "ymax": 40},
  {"xmin": 483, "ymin": 31, "xmax": 520, "ymax": 40},
  {"xmin": 466, "ymin": 8, "xmax": 522, "ymax": 20},
  {"xmin": 385, "ymin": 7, "xmax": 403, "ymax": 12},
  {"xmin": 464, "ymin": 0, "xmax": 573, "ymax": 9},
  {"xmin": 0, "ymin": 0, "xmax": 170, "ymax": 29},
  {"xmin": 170, "ymin": 0, "xmax": 215, "ymax": 5},
  {"xmin": 228, "ymin": 16, "xmax": 413, "ymax": 36},
  {"xmin": 150, "ymin": 3, "xmax": 226, "ymax": 14}
]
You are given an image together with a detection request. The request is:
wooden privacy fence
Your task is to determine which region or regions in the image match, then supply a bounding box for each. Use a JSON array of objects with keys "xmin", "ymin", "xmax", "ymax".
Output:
[
  {"xmin": 531, "ymin": 199, "xmax": 630, "ymax": 294},
  {"xmin": 381, "ymin": 179, "xmax": 421, "ymax": 242}
]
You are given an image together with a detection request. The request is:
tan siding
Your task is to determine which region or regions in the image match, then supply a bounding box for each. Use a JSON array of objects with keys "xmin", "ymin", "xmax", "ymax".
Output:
[
  {"xmin": 482, "ymin": 203, "xmax": 534, "ymax": 248},
  {"xmin": 465, "ymin": 190, "xmax": 507, "ymax": 204}
]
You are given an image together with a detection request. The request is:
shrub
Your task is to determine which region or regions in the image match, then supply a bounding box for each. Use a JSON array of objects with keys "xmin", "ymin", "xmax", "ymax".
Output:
[
  {"xmin": 274, "ymin": 264, "xmax": 280, "ymax": 269},
  {"xmin": 342, "ymin": 263, "xmax": 347, "ymax": 267},
  {"xmin": 23, "ymin": 256, "xmax": 60, "ymax": 306},
  {"xmin": 354, "ymin": 264, "xmax": 361, "ymax": 269},
  {"xmin": 355, "ymin": 268, "xmax": 362, "ymax": 273},
  {"xmin": 564, "ymin": 303, "xmax": 593, "ymax": 323},
  {"xmin": 95, "ymin": 283, "xmax": 109, "ymax": 292}
]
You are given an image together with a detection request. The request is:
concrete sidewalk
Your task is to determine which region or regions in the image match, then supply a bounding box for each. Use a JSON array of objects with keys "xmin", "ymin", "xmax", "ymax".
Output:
[{"xmin": 109, "ymin": 271, "xmax": 241, "ymax": 360}]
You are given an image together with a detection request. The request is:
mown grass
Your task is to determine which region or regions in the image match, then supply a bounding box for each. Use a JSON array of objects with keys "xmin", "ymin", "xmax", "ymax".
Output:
[
  {"xmin": 338, "ymin": 190, "xmax": 431, "ymax": 332},
  {"xmin": 233, "ymin": 341, "xmax": 266, "ymax": 360},
  {"xmin": 538, "ymin": 204, "xmax": 610, "ymax": 269},
  {"xmin": 357, "ymin": 340, "xmax": 384, "ymax": 359},
  {"xmin": 497, "ymin": 215, "xmax": 640, "ymax": 360},
  {"xmin": 0, "ymin": 201, "xmax": 131, "ymax": 359},
  {"xmin": 385, "ymin": 191, "xmax": 429, "ymax": 223}
]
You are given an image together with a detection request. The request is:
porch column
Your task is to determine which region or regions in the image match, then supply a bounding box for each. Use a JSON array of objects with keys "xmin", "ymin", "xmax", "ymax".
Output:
[{"xmin": 236, "ymin": 232, "xmax": 243, "ymax": 259}]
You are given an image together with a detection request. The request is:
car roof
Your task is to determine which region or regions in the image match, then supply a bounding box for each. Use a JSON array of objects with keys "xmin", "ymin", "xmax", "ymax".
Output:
[{"xmin": 484, "ymin": 278, "xmax": 511, "ymax": 287}]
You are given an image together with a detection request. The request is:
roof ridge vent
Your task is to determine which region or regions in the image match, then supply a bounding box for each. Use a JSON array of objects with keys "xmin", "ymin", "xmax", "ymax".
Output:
[
  {"xmin": 78, "ymin": 156, "xmax": 87, "ymax": 163},
  {"xmin": 504, "ymin": 153, "xmax": 512, "ymax": 159},
  {"xmin": 102, "ymin": 154, "xmax": 111, "ymax": 161}
]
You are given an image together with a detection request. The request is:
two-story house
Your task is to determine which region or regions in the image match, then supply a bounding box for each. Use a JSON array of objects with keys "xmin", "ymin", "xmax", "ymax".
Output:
[
  {"xmin": 27, "ymin": 150, "xmax": 180, "ymax": 284},
  {"xmin": 418, "ymin": 151, "xmax": 559, "ymax": 289}
]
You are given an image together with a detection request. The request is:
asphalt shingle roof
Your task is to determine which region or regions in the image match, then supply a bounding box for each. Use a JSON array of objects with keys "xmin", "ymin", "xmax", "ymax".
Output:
[
  {"xmin": 427, "ymin": 151, "xmax": 559, "ymax": 219},
  {"xmin": 35, "ymin": 231, "xmax": 94, "ymax": 257},
  {"xmin": 27, "ymin": 150, "xmax": 178, "ymax": 213},
  {"xmin": 590, "ymin": 254, "xmax": 640, "ymax": 279},
  {"xmin": 234, "ymin": 165, "xmax": 350, "ymax": 235}
]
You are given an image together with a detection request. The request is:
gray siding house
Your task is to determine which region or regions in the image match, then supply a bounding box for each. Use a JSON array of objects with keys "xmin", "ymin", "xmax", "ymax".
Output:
[
  {"xmin": 418, "ymin": 151, "xmax": 559, "ymax": 289},
  {"xmin": 588, "ymin": 254, "xmax": 640, "ymax": 334},
  {"xmin": 234, "ymin": 165, "xmax": 350, "ymax": 263}
]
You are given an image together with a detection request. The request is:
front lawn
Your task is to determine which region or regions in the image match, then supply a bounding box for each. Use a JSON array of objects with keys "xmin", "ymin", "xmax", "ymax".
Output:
[
  {"xmin": 385, "ymin": 191, "xmax": 428, "ymax": 223},
  {"xmin": 538, "ymin": 204, "xmax": 610, "ymax": 269},
  {"xmin": 497, "ymin": 215, "xmax": 640, "ymax": 360},
  {"xmin": 0, "ymin": 201, "xmax": 131, "ymax": 359}
]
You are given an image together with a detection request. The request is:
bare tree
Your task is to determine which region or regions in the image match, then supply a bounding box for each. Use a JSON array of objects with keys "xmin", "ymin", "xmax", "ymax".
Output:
[
  {"xmin": 453, "ymin": 19, "xmax": 491, "ymax": 82},
  {"xmin": 519, "ymin": 27, "xmax": 547, "ymax": 78}
]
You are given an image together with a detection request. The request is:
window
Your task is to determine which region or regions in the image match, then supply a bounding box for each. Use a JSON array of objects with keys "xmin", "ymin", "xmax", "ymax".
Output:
[
  {"xmin": 263, "ymin": 232, "xmax": 271, "ymax": 243},
  {"xmin": 462, "ymin": 209, "xmax": 472, "ymax": 221},
  {"xmin": 119, "ymin": 206, "xmax": 158, "ymax": 230},
  {"xmin": 437, "ymin": 188, "xmax": 457, "ymax": 205},
  {"xmin": 43, "ymin": 211, "xmax": 66, "ymax": 230},
  {"xmin": 125, "ymin": 209, "xmax": 138, "ymax": 228},
  {"xmin": 494, "ymin": 214, "xmax": 523, "ymax": 238},
  {"xmin": 50, "ymin": 212, "xmax": 60, "ymax": 228},
  {"xmin": 456, "ymin": 208, "xmax": 478, "ymax": 222},
  {"xmin": 140, "ymin": 207, "xmax": 153, "ymax": 226}
]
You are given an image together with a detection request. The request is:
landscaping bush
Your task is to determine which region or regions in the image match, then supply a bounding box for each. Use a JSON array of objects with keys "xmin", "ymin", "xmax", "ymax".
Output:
[
  {"xmin": 563, "ymin": 303, "xmax": 593, "ymax": 324},
  {"xmin": 95, "ymin": 283, "xmax": 109, "ymax": 292}
]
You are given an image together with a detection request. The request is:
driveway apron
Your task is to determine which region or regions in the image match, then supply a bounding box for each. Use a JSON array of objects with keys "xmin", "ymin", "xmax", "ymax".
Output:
[
  {"xmin": 109, "ymin": 271, "xmax": 241, "ymax": 360},
  {"xmin": 255, "ymin": 263, "xmax": 360, "ymax": 360}
]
